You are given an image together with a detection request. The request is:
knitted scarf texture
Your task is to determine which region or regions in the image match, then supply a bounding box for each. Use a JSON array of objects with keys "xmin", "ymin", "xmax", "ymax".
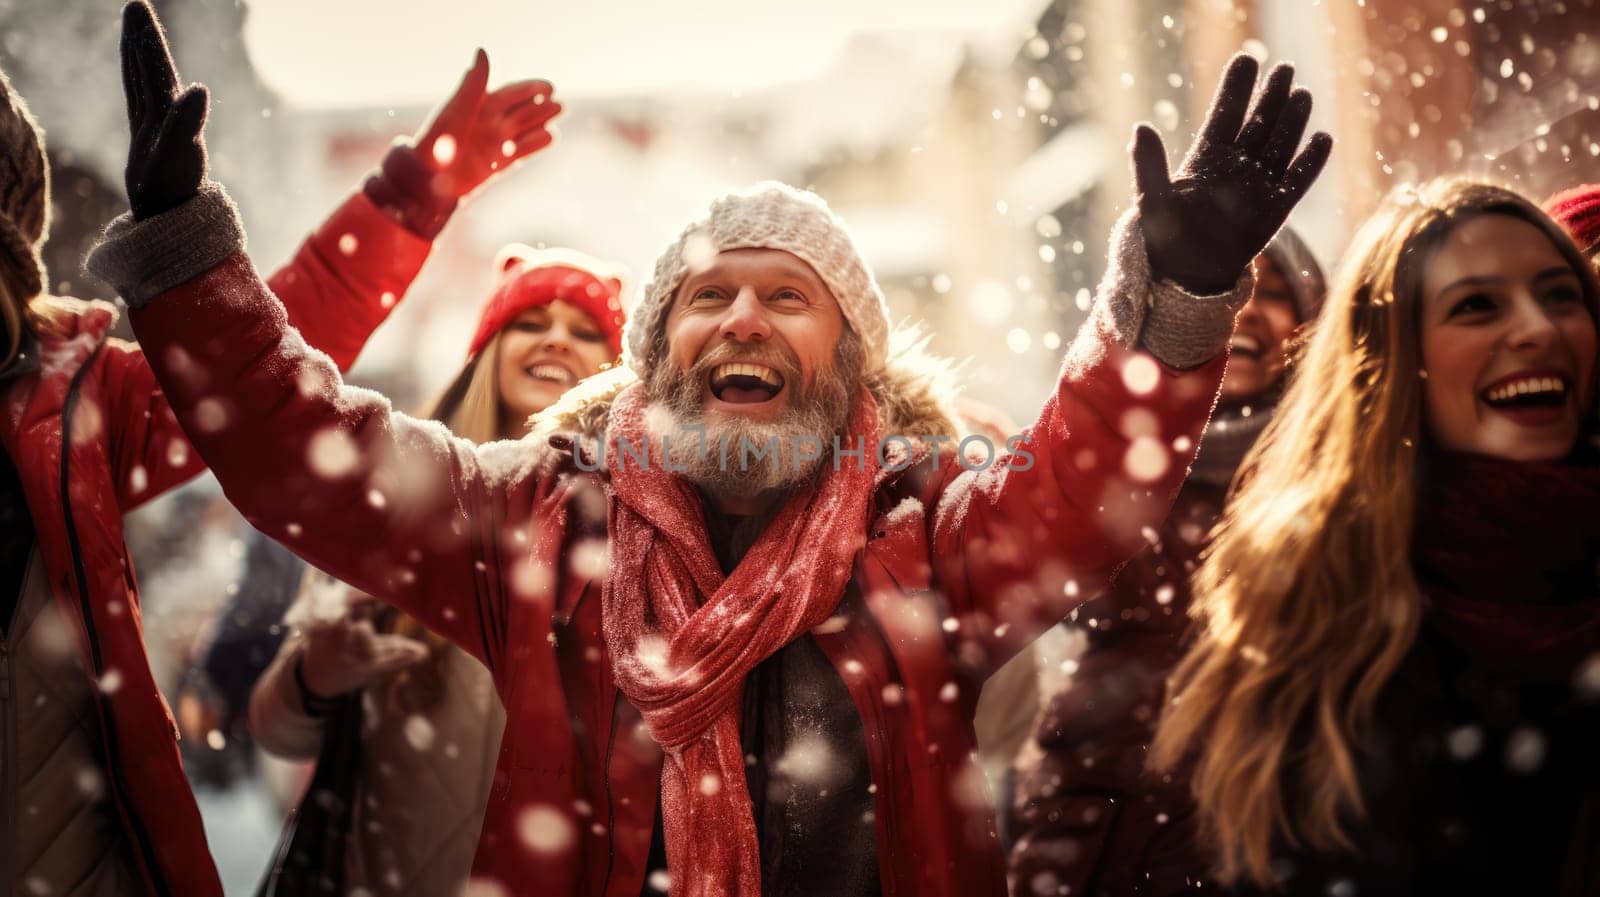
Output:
[
  {"xmin": 1413, "ymin": 450, "xmax": 1600, "ymax": 682},
  {"xmin": 599, "ymin": 382, "xmax": 880, "ymax": 897}
]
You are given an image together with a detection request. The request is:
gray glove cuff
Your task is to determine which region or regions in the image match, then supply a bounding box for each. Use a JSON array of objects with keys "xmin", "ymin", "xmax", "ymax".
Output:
[
  {"xmin": 86, "ymin": 182, "xmax": 246, "ymax": 308},
  {"xmin": 1099, "ymin": 207, "xmax": 1254, "ymax": 370}
]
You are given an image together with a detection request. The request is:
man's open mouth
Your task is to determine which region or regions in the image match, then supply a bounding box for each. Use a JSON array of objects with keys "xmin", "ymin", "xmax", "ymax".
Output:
[
  {"xmin": 1480, "ymin": 374, "xmax": 1569, "ymax": 410},
  {"xmin": 709, "ymin": 362, "xmax": 785, "ymax": 405}
]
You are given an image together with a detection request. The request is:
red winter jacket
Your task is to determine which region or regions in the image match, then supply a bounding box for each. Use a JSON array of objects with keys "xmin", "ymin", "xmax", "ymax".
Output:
[
  {"xmin": 126, "ymin": 214, "xmax": 1231, "ymax": 897},
  {"xmin": 0, "ymin": 191, "xmax": 431, "ymax": 897}
]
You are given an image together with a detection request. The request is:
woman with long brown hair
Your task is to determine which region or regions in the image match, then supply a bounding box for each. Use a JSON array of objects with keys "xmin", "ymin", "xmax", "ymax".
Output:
[
  {"xmin": 248, "ymin": 247, "xmax": 626, "ymax": 897},
  {"xmin": 1152, "ymin": 178, "xmax": 1600, "ymax": 894}
]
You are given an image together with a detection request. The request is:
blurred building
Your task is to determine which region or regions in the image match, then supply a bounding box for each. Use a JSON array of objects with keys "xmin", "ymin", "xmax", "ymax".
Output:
[
  {"xmin": 785, "ymin": 34, "xmax": 1066, "ymax": 422},
  {"xmin": 1004, "ymin": 0, "xmax": 1600, "ymax": 289},
  {"xmin": 1320, "ymin": 0, "xmax": 1600, "ymax": 216},
  {"xmin": 282, "ymin": 30, "xmax": 1076, "ymax": 423},
  {"xmin": 0, "ymin": 0, "xmax": 293, "ymax": 301}
]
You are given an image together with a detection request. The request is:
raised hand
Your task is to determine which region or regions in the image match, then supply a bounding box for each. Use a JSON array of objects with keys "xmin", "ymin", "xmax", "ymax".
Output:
[
  {"xmin": 298, "ymin": 600, "xmax": 429, "ymax": 700},
  {"xmin": 119, "ymin": 1, "xmax": 208, "ymax": 220},
  {"xmin": 415, "ymin": 49, "xmax": 562, "ymax": 199},
  {"xmin": 1133, "ymin": 54, "xmax": 1332, "ymax": 294},
  {"xmin": 365, "ymin": 50, "xmax": 562, "ymax": 237}
]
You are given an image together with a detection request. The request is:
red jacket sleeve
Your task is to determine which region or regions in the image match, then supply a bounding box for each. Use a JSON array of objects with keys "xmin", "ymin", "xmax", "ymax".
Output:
[
  {"xmin": 100, "ymin": 335, "xmax": 212, "ymax": 510},
  {"xmin": 106, "ymin": 191, "xmax": 431, "ymax": 512},
  {"xmin": 930, "ymin": 301, "xmax": 1227, "ymax": 678},
  {"xmin": 264, "ymin": 191, "xmax": 432, "ymax": 372},
  {"xmin": 129, "ymin": 254, "xmax": 532, "ymax": 670}
]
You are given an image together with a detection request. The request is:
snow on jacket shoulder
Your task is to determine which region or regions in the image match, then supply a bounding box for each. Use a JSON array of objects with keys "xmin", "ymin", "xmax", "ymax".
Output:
[
  {"xmin": 116, "ymin": 185, "xmax": 1241, "ymax": 897},
  {"xmin": 0, "ymin": 187, "xmax": 432, "ymax": 897}
]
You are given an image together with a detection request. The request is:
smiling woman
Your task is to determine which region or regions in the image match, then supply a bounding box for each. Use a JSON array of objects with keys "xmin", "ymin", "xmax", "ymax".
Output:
[
  {"xmin": 495, "ymin": 300, "xmax": 619, "ymax": 432},
  {"xmin": 1152, "ymin": 177, "xmax": 1600, "ymax": 895},
  {"xmin": 450, "ymin": 245, "xmax": 628, "ymax": 441},
  {"xmin": 247, "ymin": 244, "xmax": 627, "ymax": 897},
  {"xmin": 1420, "ymin": 214, "xmax": 1597, "ymax": 461}
]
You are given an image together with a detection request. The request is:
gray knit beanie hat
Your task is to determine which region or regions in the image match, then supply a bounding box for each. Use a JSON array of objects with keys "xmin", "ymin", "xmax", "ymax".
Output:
[
  {"xmin": 0, "ymin": 67, "xmax": 49, "ymax": 300},
  {"xmin": 625, "ymin": 181, "xmax": 890, "ymax": 377}
]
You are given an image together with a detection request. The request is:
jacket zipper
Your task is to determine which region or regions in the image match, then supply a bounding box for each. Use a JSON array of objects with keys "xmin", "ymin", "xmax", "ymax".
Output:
[
  {"xmin": 600, "ymin": 693, "xmax": 621, "ymax": 895},
  {"xmin": 1, "ymin": 637, "xmax": 13, "ymax": 892},
  {"xmin": 60, "ymin": 341, "xmax": 171, "ymax": 896},
  {"xmin": 858, "ymin": 550, "xmax": 921, "ymax": 897}
]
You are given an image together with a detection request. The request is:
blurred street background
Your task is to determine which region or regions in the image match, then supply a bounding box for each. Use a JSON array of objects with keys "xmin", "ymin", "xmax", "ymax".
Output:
[{"xmin": 4, "ymin": 0, "xmax": 1598, "ymax": 890}]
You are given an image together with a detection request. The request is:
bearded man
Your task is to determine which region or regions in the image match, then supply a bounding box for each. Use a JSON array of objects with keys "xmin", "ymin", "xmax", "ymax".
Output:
[{"xmin": 88, "ymin": 6, "xmax": 1330, "ymax": 895}]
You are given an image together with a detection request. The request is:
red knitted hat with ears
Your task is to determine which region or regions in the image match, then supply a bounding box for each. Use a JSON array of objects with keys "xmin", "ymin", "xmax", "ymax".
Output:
[
  {"xmin": 469, "ymin": 245, "xmax": 628, "ymax": 359},
  {"xmin": 1544, "ymin": 184, "xmax": 1600, "ymax": 254}
]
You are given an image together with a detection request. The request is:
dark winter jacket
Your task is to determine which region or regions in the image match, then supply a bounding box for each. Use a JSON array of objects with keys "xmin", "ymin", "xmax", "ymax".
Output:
[
  {"xmin": 1253, "ymin": 453, "xmax": 1600, "ymax": 896},
  {"xmin": 250, "ymin": 569, "xmax": 506, "ymax": 897},
  {"xmin": 1007, "ymin": 479, "xmax": 1223, "ymax": 896},
  {"xmin": 0, "ymin": 189, "xmax": 431, "ymax": 897},
  {"xmin": 106, "ymin": 190, "xmax": 1245, "ymax": 897},
  {"xmin": 1007, "ymin": 230, "xmax": 1324, "ymax": 895},
  {"xmin": 1242, "ymin": 622, "xmax": 1600, "ymax": 897},
  {"xmin": 198, "ymin": 530, "xmax": 305, "ymax": 725},
  {"xmin": 1010, "ymin": 445, "xmax": 1599, "ymax": 896}
]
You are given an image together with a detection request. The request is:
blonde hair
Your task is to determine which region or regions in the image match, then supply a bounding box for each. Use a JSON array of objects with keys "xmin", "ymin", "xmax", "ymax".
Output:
[
  {"xmin": 386, "ymin": 324, "xmax": 625, "ymax": 705},
  {"xmin": 1150, "ymin": 178, "xmax": 1600, "ymax": 886},
  {"xmin": 438, "ymin": 332, "xmax": 507, "ymax": 443}
]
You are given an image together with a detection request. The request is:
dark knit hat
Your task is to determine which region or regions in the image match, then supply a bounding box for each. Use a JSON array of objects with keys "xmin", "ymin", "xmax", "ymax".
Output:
[
  {"xmin": 0, "ymin": 66, "xmax": 49, "ymax": 299},
  {"xmin": 1260, "ymin": 224, "xmax": 1325, "ymax": 324},
  {"xmin": 1544, "ymin": 184, "xmax": 1600, "ymax": 254}
]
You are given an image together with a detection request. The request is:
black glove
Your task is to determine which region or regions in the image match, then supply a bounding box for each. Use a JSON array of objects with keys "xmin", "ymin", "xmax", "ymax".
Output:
[
  {"xmin": 1134, "ymin": 54, "xmax": 1332, "ymax": 295},
  {"xmin": 120, "ymin": 1, "xmax": 209, "ymax": 220}
]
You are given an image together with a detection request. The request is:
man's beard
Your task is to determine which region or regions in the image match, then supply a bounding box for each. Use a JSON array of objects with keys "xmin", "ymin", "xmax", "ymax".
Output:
[{"xmin": 643, "ymin": 331, "xmax": 863, "ymax": 501}]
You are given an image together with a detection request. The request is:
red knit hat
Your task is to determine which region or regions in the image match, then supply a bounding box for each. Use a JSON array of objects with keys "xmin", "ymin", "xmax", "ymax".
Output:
[
  {"xmin": 1544, "ymin": 184, "xmax": 1600, "ymax": 254},
  {"xmin": 469, "ymin": 245, "xmax": 628, "ymax": 359}
]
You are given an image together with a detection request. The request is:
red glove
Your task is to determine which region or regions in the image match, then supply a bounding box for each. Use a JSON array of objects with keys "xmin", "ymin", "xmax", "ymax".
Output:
[{"xmin": 365, "ymin": 49, "xmax": 562, "ymax": 238}]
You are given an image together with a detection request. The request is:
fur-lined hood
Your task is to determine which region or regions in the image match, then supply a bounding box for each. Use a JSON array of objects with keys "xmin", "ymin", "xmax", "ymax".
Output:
[{"xmin": 526, "ymin": 326, "xmax": 970, "ymax": 469}]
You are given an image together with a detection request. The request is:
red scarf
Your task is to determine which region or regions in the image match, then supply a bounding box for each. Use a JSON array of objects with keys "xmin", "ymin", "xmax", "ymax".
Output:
[
  {"xmin": 1413, "ymin": 451, "xmax": 1600, "ymax": 682},
  {"xmin": 600, "ymin": 383, "xmax": 880, "ymax": 897}
]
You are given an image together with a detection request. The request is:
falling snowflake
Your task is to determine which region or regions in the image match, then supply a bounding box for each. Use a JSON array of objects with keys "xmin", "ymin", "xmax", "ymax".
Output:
[
  {"xmin": 307, "ymin": 428, "xmax": 360, "ymax": 478},
  {"xmin": 1446, "ymin": 724, "xmax": 1483, "ymax": 760},
  {"xmin": 635, "ymin": 634, "xmax": 673, "ymax": 679},
  {"xmin": 775, "ymin": 735, "xmax": 834, "ymax": 783},
  {"xmin": 1121, "ymin": 355, "xmax": 1160, "ymax": 396},
  {"xmin": 461, "ymin": 878, "xmax": 510, "ymax": 897},
  {"xmin": 404, "ymin": 715, "xmax": 437, "ymax": 751},
  {"xmin": 517, "ymin": 804, "xmax": 576, "ymax": 855},
  {"xmin": 1506, "ymin": 727, "xmax": 1546, "ymax": 773},
  {"xmin": 683, "ymin": 232, "xmax": 718, "ymax": 274},
  {"xmin": 432, "ymin": 134, "xmax": 458, "ymax": 166},
  {"xmin": 1123, "ymin": 436, "xmax": 1169, "ymax": 482}
]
